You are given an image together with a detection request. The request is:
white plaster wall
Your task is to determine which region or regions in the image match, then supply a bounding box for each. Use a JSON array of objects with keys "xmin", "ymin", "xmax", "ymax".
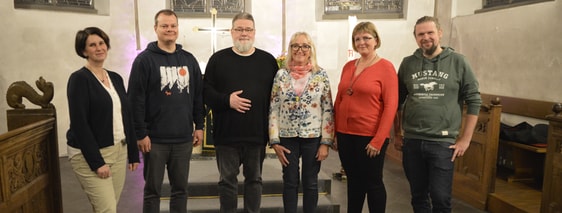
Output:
[
  {"xmin": 454, "ymin": 1, "xmax": 481, "ymax": 17},
  {"xmin": 310, "ymin": 0, "xmax": 435, "ymax": 101},
  {"xmin": 0, "ymin": 1, "xmax": 434, "ymax": 156},
  {"xmin": 0, "ymin": 2, "xmax": 119, "ymax": 156},
  {"xmin": 450, "ymin": 0, "xmax": 562, "ymax": 103}
]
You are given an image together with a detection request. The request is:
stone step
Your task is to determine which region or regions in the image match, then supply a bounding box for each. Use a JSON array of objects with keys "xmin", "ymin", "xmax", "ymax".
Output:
[
  {"xmin": 159, "ymin": 195, "xmax": 341, "ymax": 213},
  {"xmin": 160, "ymin": 157, "xmax": 333, "ymax": 197},
  {"xmin": 175, "ymin": 179, "xmax": 332, "ymax": 198},
  {"xmin": 158, "ymin": 156, "xmax": 340, "ymax": 212}
]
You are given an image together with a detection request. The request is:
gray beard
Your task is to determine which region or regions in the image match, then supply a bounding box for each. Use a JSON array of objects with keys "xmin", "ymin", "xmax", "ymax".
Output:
[{"xmin": 233, "ymin": 40, "xmax": 254, "ymax": 53}]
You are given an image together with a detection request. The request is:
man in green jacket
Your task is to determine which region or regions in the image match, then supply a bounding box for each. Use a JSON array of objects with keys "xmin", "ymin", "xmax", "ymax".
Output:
[{"xmin": 393, "ymin": 16, "xmax": 482, "ymax": 213}]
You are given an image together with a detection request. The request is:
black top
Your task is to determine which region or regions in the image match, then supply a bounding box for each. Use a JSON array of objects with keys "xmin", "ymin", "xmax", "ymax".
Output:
[
  {"xmin": 128, "ymin": 42, "xmax": 205, "ymax": 144},
  {"xmin": 203, "ymin": 47, "xmax": 278, "ymax": 145},
  {"xmin": 67, "ymin": 67, "xmax": 140, "ymax": 171}
]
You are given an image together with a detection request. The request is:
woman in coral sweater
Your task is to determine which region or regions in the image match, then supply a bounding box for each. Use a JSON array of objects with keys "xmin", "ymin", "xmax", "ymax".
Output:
[{"xmin": 333, "ymin": 21, "xmax": 398, "ymax": 213}]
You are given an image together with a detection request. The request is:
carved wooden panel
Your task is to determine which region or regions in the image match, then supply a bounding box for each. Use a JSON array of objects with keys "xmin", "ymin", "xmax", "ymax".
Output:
[
  {"xmin": 545, "ymin": 160, "xmax": 561, "ymax": 212},
  {"xmin": 6, "ymin": 141, "xmax": 48, "ymax": 193},
  {"xmin": 453, "ymin": 104, "xmax": 502, "ymax": 210},
  {"xmin": 0, "ymin": 117, "xmax": 61, "ymax": 213},
  {"xmin": 542, "ymin": 116, "xmax": 562, "ymax": 212},
  {"xmin": 456, "ymin": 137, "xmax": 485, "ymax": 180}
]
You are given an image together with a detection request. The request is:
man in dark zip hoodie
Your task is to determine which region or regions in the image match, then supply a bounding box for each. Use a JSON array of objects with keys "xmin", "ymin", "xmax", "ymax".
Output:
[
  {"xmin": 127, "ymin": 9, "xmax": 205, "ymax": 213},
  {"xmin": 393, "ymin": 16, "xmax": 481, "ymax": 213}
]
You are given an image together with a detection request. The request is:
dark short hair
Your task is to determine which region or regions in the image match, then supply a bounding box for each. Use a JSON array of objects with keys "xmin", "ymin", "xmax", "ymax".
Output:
[
  {"xmin": 154, "ymin": 9, "xmax": 178, "ymax": 26},
  {"xmin": 414, "ymin": 16, "xmax": 441, "ymax": 35},
  {"xmin": 232, "ymin": 12, "xmax": 254, "ymax": 27},
  {"xmin": 75, "ymin": 27, "xmax": 110, "ymax": 59}
]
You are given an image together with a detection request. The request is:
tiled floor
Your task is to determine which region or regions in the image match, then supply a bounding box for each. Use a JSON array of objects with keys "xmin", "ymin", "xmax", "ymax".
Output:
[{"xmin": 61, "ymin": 152, "xmax": 486, "ymax": 213}]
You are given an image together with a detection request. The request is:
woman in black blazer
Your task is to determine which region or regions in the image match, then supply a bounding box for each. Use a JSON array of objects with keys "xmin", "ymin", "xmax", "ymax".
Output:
[{"xmin": 66, "ymin": 27, "xmax": 139, "ymax": 213}]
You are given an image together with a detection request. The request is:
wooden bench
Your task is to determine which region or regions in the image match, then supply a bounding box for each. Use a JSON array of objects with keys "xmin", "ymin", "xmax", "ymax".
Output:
[
  {"xmin": 480, "ymin": 93, "xmax": 554, "ymax": 184},
  {"xmin": 0, "ymin": 108, "xmax": 62, "ymax": 213},
  {"xmin": 385, "ymin": 92, "xmax": 561, "ymax": 212},
  {"xmin": 541, "ymin": 108, "xmax": 562, "ymax": 212},
  {"xmin": 452, "ymin": 93, "xmax": 560, "ymax": 212},
  {"xmin": 452, "ymin": 96, "xmax": 502, "ymax": 210},
  {"xmin": 477, "ymin": 93, "xmax": 561, "ymax": 213}
]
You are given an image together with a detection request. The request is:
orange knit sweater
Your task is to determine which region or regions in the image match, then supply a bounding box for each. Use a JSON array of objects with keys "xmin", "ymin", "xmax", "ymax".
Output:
[{"xmin": 334, "ymin": 58, "xmax": 398, "ymax": 150}]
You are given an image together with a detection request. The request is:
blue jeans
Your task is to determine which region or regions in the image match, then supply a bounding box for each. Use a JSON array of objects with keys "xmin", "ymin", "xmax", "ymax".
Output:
[
  {"xmin": 279, "ymin": 137, "xmax": 321, "ymax": 213},
  {"xmin": 215, "ymin": 144, "xmax": 266, "ymax": 213},
  {"xmin": 402, "ymin": 138, "xmax": 454, "ymax": 213},
  {"xmin": 142, "ymin": 142, "xmax": 193, "ymax": 213},
  {"xmin": 337, "ymin": 133, "xmax": 389, "ymax": 213}
]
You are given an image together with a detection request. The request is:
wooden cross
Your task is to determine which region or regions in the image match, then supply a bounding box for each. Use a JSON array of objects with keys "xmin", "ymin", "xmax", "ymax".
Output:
[{"xmin": 193, "ymin": 8, "xmax": 230, "ymax": 53}]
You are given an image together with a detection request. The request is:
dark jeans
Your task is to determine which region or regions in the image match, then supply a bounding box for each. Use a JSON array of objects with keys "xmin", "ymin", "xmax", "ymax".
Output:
[
  {"xmin": 215, "ymin": 143, "xmax": 266, "ymax": 213},
  {"xmin": 337, "ymin": 133, "xmax": 389, "ymax": 213},
  {"xmin": 279, "ymin": 137, "xmax": 321, "ymax": 213},
  {"xmin": 142, "ymin": 142, "xmax": 193, "ymax": 213},
  {"xmin": 402, "ymin": 138, "xmax": 454, "ymax": 213}
]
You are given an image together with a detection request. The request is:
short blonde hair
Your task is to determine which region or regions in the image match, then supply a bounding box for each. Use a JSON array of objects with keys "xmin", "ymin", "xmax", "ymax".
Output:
[{"xmin": 351, "ymin": 22, "xmax": 381, "ymax": 52}]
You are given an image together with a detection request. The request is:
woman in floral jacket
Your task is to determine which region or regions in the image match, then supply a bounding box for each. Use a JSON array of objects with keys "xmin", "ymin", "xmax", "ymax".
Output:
[{"xmin": 269, "ymin": 32, "xmax": 334, "ymax": 213}]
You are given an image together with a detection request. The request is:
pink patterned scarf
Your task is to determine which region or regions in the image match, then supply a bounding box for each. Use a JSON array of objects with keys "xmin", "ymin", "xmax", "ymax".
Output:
[{"xmin": 289, "ymin": 62, "xmax": 312, "ymax": 80}]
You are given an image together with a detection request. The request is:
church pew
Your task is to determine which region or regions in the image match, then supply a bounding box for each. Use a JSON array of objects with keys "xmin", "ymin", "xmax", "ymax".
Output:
[
  {"xmin": 385, "ymin": 92, "xmax": 561, "ymax": 212},
  {"xmin": 452, "ymin": 94, "xmax": 502, "ymax": 210},
  {"xmin": 385, "ymin": 94, "xmax": 504, "ymax": 210},
  {"xmin": 541, "ymin": 106, "xmax": 562, "ymax": 212},
  {"xmin": 481, "ymin": 93, "xmax": 553, "ymax": 184},
  {"xmin": 0, "ymin": 117, "xmax": 62, "ymax": 213},
  {"xmin": 479, "ymin": 93, "xmax": 560, "ymax": 213}
]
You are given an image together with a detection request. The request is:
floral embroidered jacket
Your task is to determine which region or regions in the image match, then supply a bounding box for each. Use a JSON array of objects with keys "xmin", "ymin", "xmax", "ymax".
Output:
[{"xmin": 269, "ymin": 68, "xmax": 335, "ymax": 146}]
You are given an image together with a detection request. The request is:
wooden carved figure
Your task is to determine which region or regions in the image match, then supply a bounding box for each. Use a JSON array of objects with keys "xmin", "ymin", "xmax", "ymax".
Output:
[{"xmin": 6, "ymin": 76, "xmax": 54, "ymax": 109}]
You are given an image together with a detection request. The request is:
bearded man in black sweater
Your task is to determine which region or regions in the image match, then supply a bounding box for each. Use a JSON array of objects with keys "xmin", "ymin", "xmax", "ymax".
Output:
[{"xmin": 203, "ymin": 12, "xmax": 279, "ymax": 213}]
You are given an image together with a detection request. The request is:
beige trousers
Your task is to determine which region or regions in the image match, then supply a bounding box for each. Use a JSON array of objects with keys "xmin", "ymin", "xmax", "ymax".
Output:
[{"xmin": 70, "ymin": 142, "xmax": 128, "ymax": 213}]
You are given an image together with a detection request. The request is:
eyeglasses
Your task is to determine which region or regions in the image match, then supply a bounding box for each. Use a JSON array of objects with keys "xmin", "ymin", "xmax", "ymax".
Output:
[
  {"xmin": 354, "ymin": 36, "xmax": 376, "ymax": 42},
  {"xmin": 232, "ymin": 28, "xmax": 255, "ymax": 33},
  {"xmin": 290, "ymin": 44, "xmax": 311, "ymax": 52}
]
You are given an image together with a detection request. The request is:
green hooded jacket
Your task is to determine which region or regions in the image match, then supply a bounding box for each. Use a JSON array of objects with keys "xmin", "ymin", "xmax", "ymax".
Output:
[{"xmin": 397, "ymin": 47, "xmax": 481, "ymax": 143}]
